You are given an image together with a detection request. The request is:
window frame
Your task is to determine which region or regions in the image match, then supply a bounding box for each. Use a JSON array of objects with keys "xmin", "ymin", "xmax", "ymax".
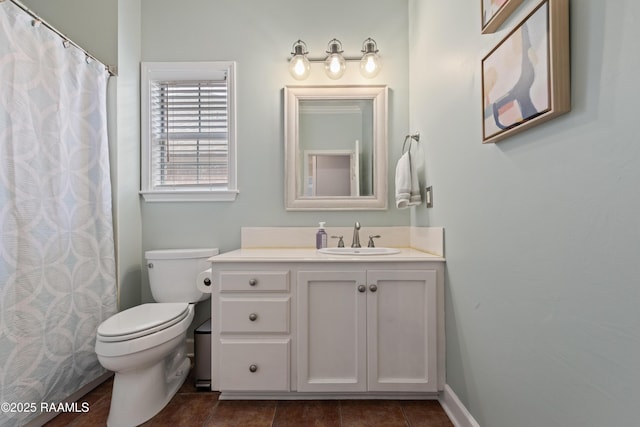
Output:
[{"xmin": 140, "ymin": 61, "xmax": 238, "ymax": 202}]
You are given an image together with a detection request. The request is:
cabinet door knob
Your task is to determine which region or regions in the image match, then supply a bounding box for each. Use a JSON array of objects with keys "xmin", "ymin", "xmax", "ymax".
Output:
[
  {"xmin": 358, "ymin": 284, "xmax": 366, "ymax": 293},
  {"xmin": 369, "ymin": 284, "xmax": 378, "ymax": 292},
  {"xmin": 249, "ymin": 364, "xmax": 258, "ymax": 373},
  {"xmin": 249, "ymin": 313, "xmax": 258, "ymax": 321},
  {"xmin": 249, "ymin": 278, "xmax": 258, "ymax": 286}
]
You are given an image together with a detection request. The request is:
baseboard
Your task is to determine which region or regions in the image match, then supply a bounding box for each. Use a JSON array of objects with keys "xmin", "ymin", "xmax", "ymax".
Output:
[
  {"xmin": 220, "ymin": 391, "xmax": 439, "ymax": 400},
  {"xmin": 439, "ymin": 384, "xmax": 481, "ymax": 427}
]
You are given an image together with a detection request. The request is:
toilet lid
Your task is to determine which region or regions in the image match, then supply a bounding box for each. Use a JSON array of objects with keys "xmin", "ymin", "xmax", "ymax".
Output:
[{"xmin": 97, "ymin": 303, "xmax": 190, "ymax": 342}]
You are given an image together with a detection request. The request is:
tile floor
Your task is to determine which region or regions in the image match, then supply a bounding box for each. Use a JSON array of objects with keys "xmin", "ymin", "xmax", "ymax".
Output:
[{"xmin": 45, "ymin": 368, "xmax": 453, "ymax": 427}]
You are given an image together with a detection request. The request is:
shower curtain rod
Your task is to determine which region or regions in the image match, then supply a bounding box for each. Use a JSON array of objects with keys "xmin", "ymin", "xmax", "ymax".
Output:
[{"xmin": 3, "ymin": 0, "xmax": 117, "ymax": 76}]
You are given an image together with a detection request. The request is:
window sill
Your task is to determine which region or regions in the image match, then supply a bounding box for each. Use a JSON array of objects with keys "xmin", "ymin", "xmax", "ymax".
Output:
[{"xmin": 140, "ymin": 190, "xmax": 239, "ymax": 203}]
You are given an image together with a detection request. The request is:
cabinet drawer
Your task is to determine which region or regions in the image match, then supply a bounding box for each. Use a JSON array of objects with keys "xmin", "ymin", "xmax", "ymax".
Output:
[
  {"xmin": 220, "ymin": 298, "xmax": 290, "ymax": 333},
  {"xmin": 219, "ymin": 271, "xmax": 289, "ymax": 292},
  {"xmin": 219, "ymin": 340, "xmax": 290, "ymax": 391}
]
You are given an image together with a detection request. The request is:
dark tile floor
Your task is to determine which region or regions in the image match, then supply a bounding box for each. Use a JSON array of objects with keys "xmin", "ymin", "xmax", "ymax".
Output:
[{"xmin": 45, "ymin": 368, "xmax": 453, "ymax": 427}]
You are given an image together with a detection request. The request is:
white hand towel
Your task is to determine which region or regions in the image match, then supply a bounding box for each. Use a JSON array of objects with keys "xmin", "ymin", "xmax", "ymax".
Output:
[{"xmin": 395, "ymin": 151, "xmax": 421, "ymax": 209}]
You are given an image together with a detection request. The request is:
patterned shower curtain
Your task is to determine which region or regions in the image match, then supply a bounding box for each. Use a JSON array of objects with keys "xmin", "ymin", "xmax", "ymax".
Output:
[{"xmin": 0, "ymin": 2, "xmax": 117, "ymax": 426}]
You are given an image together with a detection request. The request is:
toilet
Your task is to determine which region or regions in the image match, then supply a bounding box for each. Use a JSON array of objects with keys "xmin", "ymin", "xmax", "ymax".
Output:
[{"xmin": 95, "ymin": 248, "xmax": 218, "ymax": 427}]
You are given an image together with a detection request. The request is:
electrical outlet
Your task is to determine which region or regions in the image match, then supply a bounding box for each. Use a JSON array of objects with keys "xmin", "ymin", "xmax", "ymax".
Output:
[{"xmin": 425, "ymin": 186, "xmax": 433, "ymax": 208}]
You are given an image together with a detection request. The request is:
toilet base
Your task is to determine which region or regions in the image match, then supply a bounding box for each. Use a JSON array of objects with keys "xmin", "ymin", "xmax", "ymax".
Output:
[{"xmin": 106, "ymin": 338, "xmax": 190, "ymax": 427}]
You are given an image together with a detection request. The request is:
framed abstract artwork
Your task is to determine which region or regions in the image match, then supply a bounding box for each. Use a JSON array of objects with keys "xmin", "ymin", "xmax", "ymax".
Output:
[
  {"xmin": 481, "ymin": 0, "xmax": 570, "ymax": 144},
  {"xmin": 481, "ymin": 0, "xmax": 523, "ymax": 34}
]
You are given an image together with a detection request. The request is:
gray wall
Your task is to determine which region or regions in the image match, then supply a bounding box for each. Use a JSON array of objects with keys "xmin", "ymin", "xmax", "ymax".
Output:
[
  {"xmin": 18, "ymin": 0, "xmax": 117, "ymax": 66},
  {"xmin": 409, "ymin": 1, "xmax": 640, "ymax": 426},
  {"xmin": 139, "ymin": 0, "xmax": 410, "ymax": 250},
  {"xmin": 114, "ymin": 0, "xmax": 142, "ymax": 311}
]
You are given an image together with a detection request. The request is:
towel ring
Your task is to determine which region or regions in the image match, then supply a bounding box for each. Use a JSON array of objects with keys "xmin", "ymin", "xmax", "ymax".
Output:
[{"xmin": 402, "ymin": 132, "xmax": 420, "ymax": 154}]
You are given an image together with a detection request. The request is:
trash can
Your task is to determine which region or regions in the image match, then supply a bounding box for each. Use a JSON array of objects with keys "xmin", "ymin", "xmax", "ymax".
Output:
[{"xmin": 194, "ymin": 318, "xmax": 211, "ymax": 389}]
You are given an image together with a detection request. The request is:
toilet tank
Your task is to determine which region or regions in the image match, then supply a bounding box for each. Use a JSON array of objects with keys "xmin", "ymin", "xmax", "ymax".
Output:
[{"xmin": 145, "ymin": 248, "xmax": 218, "ymax": 303}]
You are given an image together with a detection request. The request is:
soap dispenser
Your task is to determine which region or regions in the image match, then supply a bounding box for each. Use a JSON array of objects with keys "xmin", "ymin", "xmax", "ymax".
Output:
[{"xmin": 316, "ymin": 222, "xmax": 328, "ymax": 249}]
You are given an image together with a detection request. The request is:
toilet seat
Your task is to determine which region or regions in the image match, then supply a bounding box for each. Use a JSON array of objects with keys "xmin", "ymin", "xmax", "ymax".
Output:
[
  {"xmin": 97, "ymin": 303, "xmax": 190, "ymax": 342},
  {"xmin": 95, "ymin": 304, "xmax": 195, "ymax": 359}
]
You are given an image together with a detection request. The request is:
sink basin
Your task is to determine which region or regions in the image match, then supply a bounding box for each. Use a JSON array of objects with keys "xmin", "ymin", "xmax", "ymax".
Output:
[{"xmin": 317, "ymin": 247, "xmax": 401, "ymax": 256}]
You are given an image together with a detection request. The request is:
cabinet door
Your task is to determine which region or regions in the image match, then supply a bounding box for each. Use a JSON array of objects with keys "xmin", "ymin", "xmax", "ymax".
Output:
[
  {"xmin": 297, "ymin": 271, "xmax": 367, "ymax": 392},
  {"xmin": 366, "ymin": 270, "xmax": 438, "ymax": 392}
]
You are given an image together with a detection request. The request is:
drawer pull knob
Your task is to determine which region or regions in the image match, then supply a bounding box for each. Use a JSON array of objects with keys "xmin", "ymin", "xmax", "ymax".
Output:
[
  {"xmin": 369, "ymin": 284, "xmax": 378, "ymax": 292},
  {"xmin": 249, "ymin": 313, "xmax": 258, "ymax": 321},
  {"xmin": 249, "ymin": 364, "xmax": 258, "ymax": 373},
  {"xmin": 249, "ymin": 278, "xmax": 258, "ymax": 286},
  {"xmin": 358, "ymin": 284, "xmax": 366, "ymax": 293}
]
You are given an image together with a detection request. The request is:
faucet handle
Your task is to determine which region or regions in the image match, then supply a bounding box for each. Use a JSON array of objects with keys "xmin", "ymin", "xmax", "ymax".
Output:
[
  {"xmin": 368, "ymin": 235, "xmax": 381, "ymax": 248},
  {"xmin": 331, "ymin": 235, "xmax": 345, "ymax": 247}
]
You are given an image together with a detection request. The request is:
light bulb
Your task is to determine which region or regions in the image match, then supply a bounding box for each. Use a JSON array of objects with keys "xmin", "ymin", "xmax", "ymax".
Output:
[
  {"xmin": 289, "ymin": 40, "xmax": 311, "ymax": 80},
  {"xmin": 324, "ymin": 39, "xmax": 346, "ymax": 79},
  {"xmin": 360, "ymin": 52, "xmax": 381, "ymax": 78},
  {"xmin": 325, "ymin": 54, "xmax": 346, "ymax": 79},
  {"xmin": 289, "ymin": 54, "xmax": 310, "ymax": 80},
  {"xmin": 360, "ymin": 38, "xmax": 381, "ymax": 78}
]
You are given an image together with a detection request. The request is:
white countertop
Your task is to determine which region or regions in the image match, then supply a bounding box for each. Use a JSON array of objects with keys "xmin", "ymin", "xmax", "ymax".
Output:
[{"xmin": 209, "ymin": 247, "xmax": 445, "ymax": 263}]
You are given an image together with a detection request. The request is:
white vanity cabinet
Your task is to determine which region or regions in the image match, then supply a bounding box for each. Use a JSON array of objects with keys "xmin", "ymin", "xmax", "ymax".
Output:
[
  {"xmin": 210, "ymin": 249, "xmax": 445, "ymax": 399},
  {"xmin": 297, "ymin": 269, "xmax": 438, "ymax": 393}
]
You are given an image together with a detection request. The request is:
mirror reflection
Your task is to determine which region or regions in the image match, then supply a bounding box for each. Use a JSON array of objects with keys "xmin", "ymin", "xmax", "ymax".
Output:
[
  {"xmin": 284, "ymin": 85, "xmax": 388, "ymax": 211},
  {"xmin": 299, "ymin": 99, "xmax": 373, "ymax": 197}
]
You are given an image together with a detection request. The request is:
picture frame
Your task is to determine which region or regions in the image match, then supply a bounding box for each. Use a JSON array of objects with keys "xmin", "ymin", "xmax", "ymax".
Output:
[
  {"xmin": 481, "ymin": 0, "xmax": 523, "ymax": 34},
  {"xmin": 481, "ymin": 0, "xmax": 570, "ymax": 144}
]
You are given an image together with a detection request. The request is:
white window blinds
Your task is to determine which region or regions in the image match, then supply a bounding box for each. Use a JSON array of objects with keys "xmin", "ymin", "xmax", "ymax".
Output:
[
  {"xmin": 151, "ymin": 77, "xmax": 228, "ymax": 188},
  {"xmin": 141, "ymin": 61, "xmax": 237, "ymax": 202}
]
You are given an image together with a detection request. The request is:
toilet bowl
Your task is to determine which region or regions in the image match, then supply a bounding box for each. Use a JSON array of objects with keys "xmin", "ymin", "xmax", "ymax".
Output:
[{"xmin": 95, "ymin": 248, "xmax": 217, "ymax": 427}]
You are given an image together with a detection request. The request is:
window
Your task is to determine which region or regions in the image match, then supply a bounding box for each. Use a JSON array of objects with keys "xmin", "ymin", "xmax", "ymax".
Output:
[{"xmin": 140, "ymin": 62, "xmax": 237, "ymax": 202}]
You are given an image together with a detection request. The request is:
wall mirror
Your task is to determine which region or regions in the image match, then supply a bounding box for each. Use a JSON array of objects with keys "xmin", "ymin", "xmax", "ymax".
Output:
[{"xmin": 284, "ymin": 85, "xmax": 388, "ymax": 210}]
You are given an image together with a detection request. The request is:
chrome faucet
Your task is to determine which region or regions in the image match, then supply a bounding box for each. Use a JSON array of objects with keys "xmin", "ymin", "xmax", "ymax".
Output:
[{"xmin": 351, "ymin": 221, "xmax": 361, "ymax": 248}]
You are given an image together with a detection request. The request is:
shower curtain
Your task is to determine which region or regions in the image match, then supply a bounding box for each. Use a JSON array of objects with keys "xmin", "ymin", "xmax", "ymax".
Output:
[{"xmin": 0, "ymin": 2, "xmax": 117, "ymax": 426}]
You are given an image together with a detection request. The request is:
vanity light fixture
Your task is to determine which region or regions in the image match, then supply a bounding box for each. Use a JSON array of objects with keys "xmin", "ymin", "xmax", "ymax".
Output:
[
  {"xmin": 360, "ymin": 38, "xmax": 381, "ymax": 78},
  {"xmin": 289, "ymin": 40, "xmax": 311, "ymax": 80},
  {"xmin": 288, "ymin": 38, "xmax": 381, "ymax": 80},
  {"xmin": 324, "ymin": 39, "xmax": 346, "ymax": 80}
]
